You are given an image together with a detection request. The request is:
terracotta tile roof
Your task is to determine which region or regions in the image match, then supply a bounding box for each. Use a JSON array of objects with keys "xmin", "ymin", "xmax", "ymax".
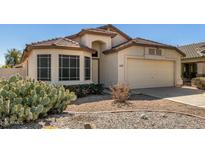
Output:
[
  {"xmin": 82, "ymin": 28, "xmax": 117, "ymax": 36},
  {"xmin": 21, "ymin": 37, "xmax": 96, "ymax": 62},
  {"xmin": 66, "ymin": 27, "xmax": 117, "ymax": 39},
  {"xmin": 178, "ymin": 42, "xmax": 205, "ymax": 59},
  {"xmin": 25, "ymin": 37, "xmax": 97, "ymax": 52},
  {"xmin": 134, "ymin": 37, "xmax": 175, "ymax": 47},
  {"xmin": 103, "ymin": 38, "xmax": 185, "ymax": 56},
  {"xmin": 98, "ymin": 24, "xmax": 132, "ymax": 40},
  {"xmin": 21, "ymin": 24, "xmax": 185, "ymax": 63},
  {"xmin": 28, "ymin": 37, "xmax": 82, "ymax": 48}
]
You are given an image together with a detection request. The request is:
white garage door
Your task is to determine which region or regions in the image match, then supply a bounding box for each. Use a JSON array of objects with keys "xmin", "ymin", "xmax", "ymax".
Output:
[{"xmin": 127, "ymin": 59, "xmax": 174, "ymax": 89}]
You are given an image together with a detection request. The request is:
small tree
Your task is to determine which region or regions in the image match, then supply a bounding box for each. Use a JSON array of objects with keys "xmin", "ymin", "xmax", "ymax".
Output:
[{"xmin": 5, "ymin": 48, "xmax": 22, "ymax": 67}]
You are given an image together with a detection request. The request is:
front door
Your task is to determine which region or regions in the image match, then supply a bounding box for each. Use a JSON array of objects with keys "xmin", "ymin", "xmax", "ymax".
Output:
[{"xmin": 183, "ymin": 63, "xmax": 197, "ymax": 79}]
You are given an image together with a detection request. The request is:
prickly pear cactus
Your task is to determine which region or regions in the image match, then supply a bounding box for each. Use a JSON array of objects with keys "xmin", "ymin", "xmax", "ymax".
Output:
[{"xmin": 0, "ymin": 75, "xmax": 76, "ymax": 127}]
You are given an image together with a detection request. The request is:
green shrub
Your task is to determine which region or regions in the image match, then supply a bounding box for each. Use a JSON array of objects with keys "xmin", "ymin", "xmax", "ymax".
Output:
[
  {"xmin": 64, "ymin": 84, "xmax": 104, "ymax": 98},
  {"xmin": 0, "ymin": 75, "xmax": 76, "ymax": 127},
  {"xmin": 191, "ymin": 77, "xmax": 205, "ymax": 90}
]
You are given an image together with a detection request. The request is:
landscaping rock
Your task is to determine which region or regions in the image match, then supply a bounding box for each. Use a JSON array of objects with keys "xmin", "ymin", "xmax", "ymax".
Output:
[
  {"xmin": 8, "ymin": 111, "xmax": 205, "ymax": 129},
  {"xmin": 140, "ymin": 114, "xmax": 148, "ymax": 120},
  {"xmin": 162, "ymin": 113, "xmax": 168, "ymax": 118},
  {"xmin": 43, "ymin": 125, "xmax": 58, "ymax": 129},
  {"xmin": 84, "ymin": 123, "xmax": 96, "ymax": 129}
]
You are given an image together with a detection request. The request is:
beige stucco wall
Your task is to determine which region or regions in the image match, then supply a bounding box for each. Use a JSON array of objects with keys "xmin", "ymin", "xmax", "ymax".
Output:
[
  {"xmin": 117, "ymin": 46, "xmax": 183, "ymax": 87},
  {"xmin": 92, "ymin": 41, "xmax": 102, "ymax": 58},
  {"xmin": 79, "ymin": 33, "xmax": 119, "ymax": 87},
  {"xmin": 80, "ymin": 32, "xmax": 128, "ymax": 48},
  {"xmin": 92, "ymin": 59, "xmax": 98, "ymax": 83},
  {"xmin": 100, "ymin": 52, "xmax": 118, "ymax": 87},
  {"xmin": 112, "ymin": 33, "xmax": 128, "ymax": 47},
  {"xmin": 23, "ymin": 32, "xmax": 183, "ymax": 88},
  {"xmin": 80, "ymin": 34, "xmax": 112, "ymax": 50},
  {"xmin": 27, "ymin": 49, "xmax": 92, "ymax": 85}
]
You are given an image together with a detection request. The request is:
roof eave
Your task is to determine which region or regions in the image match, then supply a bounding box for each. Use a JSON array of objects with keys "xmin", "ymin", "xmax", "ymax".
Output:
[
  {"xmin": 103, "ymin": 42, "xmax": 186, "ymax": 56},
  {"xmin": 79, "ymin": 30, "xmax": 117, "ymax": 38},
  {"xmin": 98, "ymin": 24, "xmax": 132, "ymax": 40},
  {"xmin": 20, "ymin": 45, "xmax": 97, "ymax": 63}
]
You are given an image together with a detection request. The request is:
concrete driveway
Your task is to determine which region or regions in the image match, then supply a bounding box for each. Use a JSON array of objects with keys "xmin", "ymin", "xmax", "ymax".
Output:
[{"xmin": 133, "ymin": 86, "xmax": 205, "ymax": 108}]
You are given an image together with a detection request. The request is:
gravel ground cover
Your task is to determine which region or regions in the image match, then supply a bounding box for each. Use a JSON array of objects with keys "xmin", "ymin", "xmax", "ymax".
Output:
[
  {"xmin": 7, "ymin": 94, "xmax": 205, "ymax": 129},
  {"xmin": 9, "ymin": 111, "xmax": 205, "ymax": 129},
  {"xmin": 67, "ymin": 94, "xmax": 205, "ymax": 117}
]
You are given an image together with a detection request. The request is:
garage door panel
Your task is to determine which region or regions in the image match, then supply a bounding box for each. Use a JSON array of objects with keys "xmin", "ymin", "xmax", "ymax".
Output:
[{"xmin": 127, "ymin": 59, "xmax": 174, "ymax": 89}]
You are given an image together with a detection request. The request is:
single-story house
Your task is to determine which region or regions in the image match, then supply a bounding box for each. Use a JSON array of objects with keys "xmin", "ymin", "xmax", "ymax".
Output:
[
  {"xmin": 179, "ymin": 42, "xmax": 205, "ymax": 81},
  {"xmin": 19, "ymin": 24, "xmax": 185, "ymax": 89}
]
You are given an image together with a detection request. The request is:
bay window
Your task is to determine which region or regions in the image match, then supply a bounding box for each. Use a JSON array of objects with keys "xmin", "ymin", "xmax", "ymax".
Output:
[
  {"xmin": 84, "ymin": 57, "xmax": 91, "ymax": 80},
  {"xmin": 37, "ymin": 54, "xmax": 51, "ymax": 81},
  {"xmin": 59, "ymin": 55, "xmax": 80, "ymax": 81}
]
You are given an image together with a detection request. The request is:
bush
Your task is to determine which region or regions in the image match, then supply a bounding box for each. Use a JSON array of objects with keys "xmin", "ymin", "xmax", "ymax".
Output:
[
  {"xmin": 64, "ymin": 84, "xmax": 104, "ymax": 98},
  {"xmin": 0, "ymin": 75, "xmax": 76, "ymax": 127},
  {"xmin": 191, "ymin": 77, "xmax": 205, "ymax": 90},
  {"xmin": 110, "ymin": 84, "xmax": 129, "ymax": 103}
]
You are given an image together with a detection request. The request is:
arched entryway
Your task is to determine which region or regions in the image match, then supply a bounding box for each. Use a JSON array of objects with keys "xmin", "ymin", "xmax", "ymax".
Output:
[{"xmin": 91, "ymin": 40, "xmax": 106, "ymax": 84}]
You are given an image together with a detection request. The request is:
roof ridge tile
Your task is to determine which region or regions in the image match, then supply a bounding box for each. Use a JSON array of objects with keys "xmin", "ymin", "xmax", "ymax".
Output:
[{"xmin": 28, "ymin": 37, "xmax": 62, "ymax": 46}]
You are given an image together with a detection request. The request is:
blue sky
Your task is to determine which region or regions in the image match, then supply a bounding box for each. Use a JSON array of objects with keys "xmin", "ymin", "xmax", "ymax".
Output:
[{"xmin": 1, "ymin": 24, "xmax": 205, "ymax": 65}]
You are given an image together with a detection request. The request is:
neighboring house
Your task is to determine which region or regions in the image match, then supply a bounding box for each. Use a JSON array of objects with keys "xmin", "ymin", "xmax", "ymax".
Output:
[
  {"xmin": 179, "ymin": 42, "xmax": 205, "ymax": 81},
  {"xmin": 19, "ymin": 24, "xmax": 184, "ymax": 89}
]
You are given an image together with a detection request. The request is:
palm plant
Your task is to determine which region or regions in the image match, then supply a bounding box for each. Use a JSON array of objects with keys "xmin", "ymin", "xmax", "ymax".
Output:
[{"xmin": 5, "ymin": 49, "xmax": 22, "ymax": 67}]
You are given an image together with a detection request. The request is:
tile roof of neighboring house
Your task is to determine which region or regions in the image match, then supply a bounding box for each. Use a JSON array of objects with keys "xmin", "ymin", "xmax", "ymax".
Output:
[
  {"xmin": 21, "ymin": 37, "xmax": 96, "ymax": 62},
  {"xmin": 103, "ymin": 37, "xmax": 185, "ymax": 56},
  {"xmin": 178, "ymin": 42, "xmax": 205, "ymax": 59}
]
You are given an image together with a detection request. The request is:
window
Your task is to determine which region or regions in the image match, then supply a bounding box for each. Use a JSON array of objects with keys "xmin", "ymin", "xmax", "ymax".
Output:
[
  {"xmin": 37, "ymin": 55, "xmax": 51, "ymax": 81},
  {"xmin": 59, "ymin": 55, "xmax": 80, "ymax": 81},
  {"xmin": 148, "ymin": 48, "xmax": 162, "ymax": 56},
  {"xmin": 92, "ymin": 51, "xmax": 98, "ymax": 57},
  {"xmin": 148, "ymin": 48, "xmax": 156, "ymax": 55},
  {"xmin": 156, "ymin": 49, "xmax": 162, "ymax": 55},
  {"xmin": 84, "ymin": 57, "xmax": 91, "ymax": 80}
]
